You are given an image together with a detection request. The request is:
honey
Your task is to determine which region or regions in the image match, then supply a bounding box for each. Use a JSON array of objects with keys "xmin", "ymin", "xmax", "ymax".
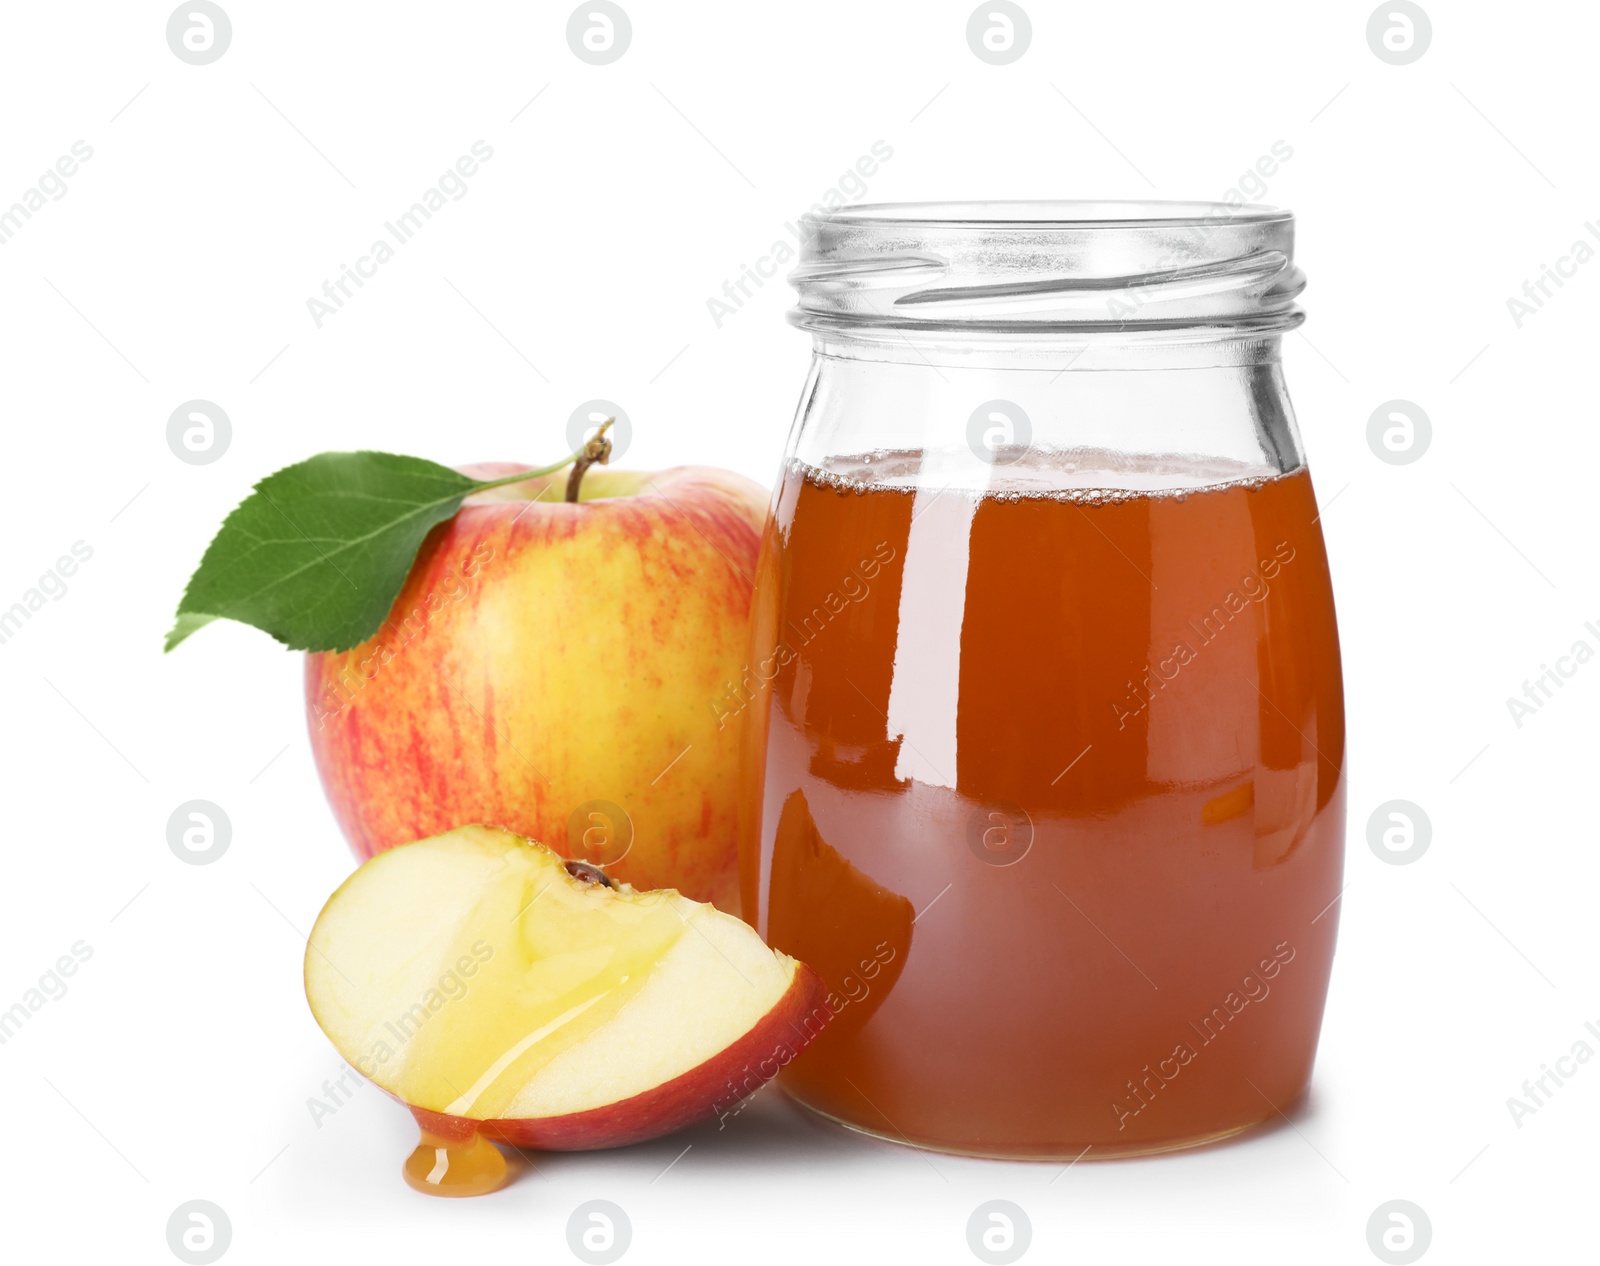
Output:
[
  {"xmin": 403, "ymin": 1125, "xmax": 508, "ymax": 1198},
  {"xmin": 740, "ymin": 450, "xmax": 1346, "ymax": 1157},
  {"xmin": 397, "ymin": 860, "xmax": 687, "ymax": 1121}
]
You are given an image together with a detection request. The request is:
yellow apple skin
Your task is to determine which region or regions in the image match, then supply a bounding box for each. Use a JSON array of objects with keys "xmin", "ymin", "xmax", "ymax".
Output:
[{"xmin": 305, "ymin": 463, "xmax": 768, "ymax": 912}]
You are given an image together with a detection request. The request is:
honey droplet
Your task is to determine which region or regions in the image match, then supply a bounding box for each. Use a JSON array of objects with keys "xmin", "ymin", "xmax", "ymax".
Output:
[{"xmin": 402, "ymin": 1128, "xmax": 508, "ymax": 1198}]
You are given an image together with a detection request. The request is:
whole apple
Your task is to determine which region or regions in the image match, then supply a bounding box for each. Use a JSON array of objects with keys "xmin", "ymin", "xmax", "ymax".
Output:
[{"xmin": 305, "ymin": 461, "xmax": 767, "ymax": 911}]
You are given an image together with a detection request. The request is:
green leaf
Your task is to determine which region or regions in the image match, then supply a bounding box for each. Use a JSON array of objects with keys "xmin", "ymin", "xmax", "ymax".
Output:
[{"xmin": 165, "ymin": 451, "xmax": 488, "ymax": 654}]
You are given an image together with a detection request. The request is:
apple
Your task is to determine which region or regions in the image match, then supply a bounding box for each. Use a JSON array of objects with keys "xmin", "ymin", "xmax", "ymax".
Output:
[
  {"xmin": 305, "ymin": 462, "xmax": 767, "ymax": 911},
  {"xmin": 305, "ymin": 825, "xmax": 832, "ymax": 1195}
]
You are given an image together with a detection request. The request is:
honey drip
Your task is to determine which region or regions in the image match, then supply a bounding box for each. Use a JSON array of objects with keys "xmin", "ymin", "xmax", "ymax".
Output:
[{"xmin": 402, "ymin": 1127, "xmax": 507, "ymax": 1198}]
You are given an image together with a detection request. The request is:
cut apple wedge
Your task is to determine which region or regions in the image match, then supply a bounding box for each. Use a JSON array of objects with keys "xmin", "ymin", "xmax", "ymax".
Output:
[{"xmin": 305, "ymin": 825, "xmax": 832, "ymax": 1194}]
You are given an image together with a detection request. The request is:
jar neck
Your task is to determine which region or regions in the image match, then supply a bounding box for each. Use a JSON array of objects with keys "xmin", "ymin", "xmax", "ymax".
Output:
[
  {"xmin": 804, "ymin": 326, "xmax": 1289, "ymax": 373},
  {"xmin": 787, "ymin": 335, "xmax": 1305, "ymax": 487}
]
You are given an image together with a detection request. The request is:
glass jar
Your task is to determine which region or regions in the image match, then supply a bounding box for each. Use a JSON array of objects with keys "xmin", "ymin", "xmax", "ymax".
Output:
[{"xmin": 738, "ymin": 202, "xmax": 1345, "ymax": 1159}]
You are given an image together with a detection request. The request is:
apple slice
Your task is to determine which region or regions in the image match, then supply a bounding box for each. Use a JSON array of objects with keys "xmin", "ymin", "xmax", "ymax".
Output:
[{"xmin": 305, "ymin": 824, "xmax": 831, "ymax": 1194}]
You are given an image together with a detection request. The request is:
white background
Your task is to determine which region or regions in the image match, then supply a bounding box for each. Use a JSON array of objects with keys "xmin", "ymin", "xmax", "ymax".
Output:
[{"xmin": 1, "ymin": 1, "xmax": 1595, "ymax": 1263}]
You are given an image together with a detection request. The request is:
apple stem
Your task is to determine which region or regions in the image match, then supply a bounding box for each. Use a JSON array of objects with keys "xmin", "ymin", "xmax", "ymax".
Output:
[
  {"xmin": 465, "ymin": 419, "xmax": 617, "ymax": 499},
  {"xmin": 564, "ymin": 418, "xmax": 615, "ymax": 503}
]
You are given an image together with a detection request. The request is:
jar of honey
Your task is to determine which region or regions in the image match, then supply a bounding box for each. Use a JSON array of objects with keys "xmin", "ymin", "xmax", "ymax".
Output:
[{"xmin": 738, "ymin": 202, "xmax": 1345, "ymax": 1158}]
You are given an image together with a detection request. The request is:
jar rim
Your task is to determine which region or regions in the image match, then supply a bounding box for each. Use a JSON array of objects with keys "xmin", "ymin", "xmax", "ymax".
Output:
[
  {"xmin": 789, "ymin": 200, "xmax": 1305, "ymax": 336},
  {"xmin": 803, "ymin": 199, "xmax": 1293, "ymax": 231}
]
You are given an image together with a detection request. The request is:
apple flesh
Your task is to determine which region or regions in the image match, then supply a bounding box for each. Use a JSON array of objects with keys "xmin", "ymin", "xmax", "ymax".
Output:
[
  {"xmin": 304, "ymin": 825, "xmax": 831, "ymax": 1188},
  {"xmin": 305, "ymin": 464, "xmax": 768, "ymax": 912}
]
